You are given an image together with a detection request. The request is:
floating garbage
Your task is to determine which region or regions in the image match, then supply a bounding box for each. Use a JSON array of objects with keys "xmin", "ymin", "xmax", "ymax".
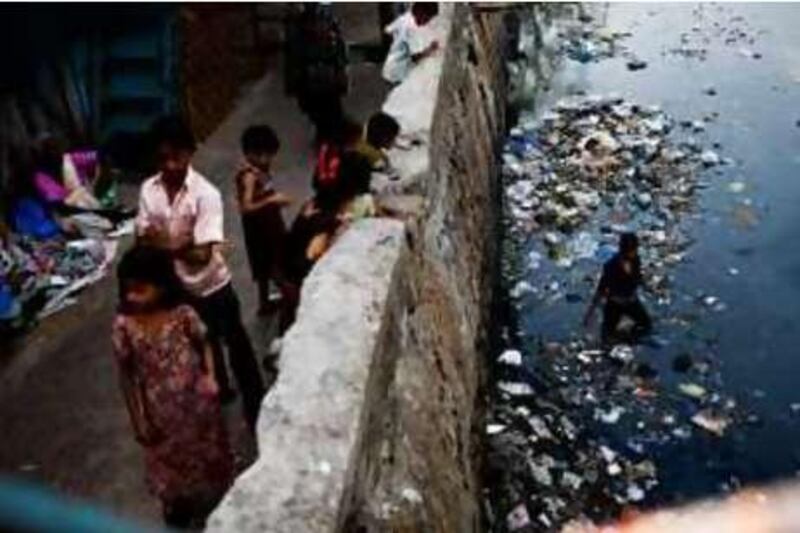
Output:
[
  {"xmin": 487, "ymin": 424, "xmax": 507, "ymax": 435},
  {"xmin": 609, "ymin": 345, "xmax": 635, "ymax": 363},
  {"xmin": 498, "ymin": 381, "xmax": 535, "ymax": 396},
  {"xmin": 510, "ymin": 280, "xmax": 535, "ymax": 299},
  {"xmin": 499, "ymin": 349, "xmax": 524, "ymax": 366},
  {"xmin": 626, "ymin": 484, "xmax": 646, "ymax": 502},
  {"xmin": 627, "ymin": 59, "xmax": 648, "ymax": 71},
  {"xmin": 528, "ymin": 250, "xmax": 543, "ymax": 270},
  {"xmin": 507, "ymin": 503, "xmax": 532, "ymax": 531},
  {"xmin": 692, "ymin": 409, "xmax": 730, "ymax": 436},
  {"xmin": 562, "ymin": 25, "xmax": 630, "ymax": 64},
  {"xmin": 635, "ymin": 192, "xmax": 653, "ymax": 209},
  {"xmin": 728, "ymin": 181, "xmax": 746, "ymax": 193},
  {"xmin": 567, "ymin": 232, "xmax": 599, "ymax": 261},
  {"xmin": 596, "ymin": 406, "xmax": 625, "ymax": 424},
  {"xmin": 489, "ymin": 12, "xmax": 755, "ymax": 528},
  {"xmin": 679, "ymin": 382, "xmax": 708, "ymax": 399},
  {"xmin": 737, "ymin": 47, "xmax": 762, "ymax": 60},
  {"xmin": 700, "ymin": 150, "xmax": 721, "ymax": 166}
]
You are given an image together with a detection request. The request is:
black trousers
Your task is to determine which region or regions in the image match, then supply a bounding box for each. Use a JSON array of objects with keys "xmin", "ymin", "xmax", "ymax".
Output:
[
  {"xmin": 192, "ymin": 283, "xmax": 265, "ymax": 430},
  {"xmin": 602, "ymin": 298, "xmax": 652, "ymax": 345}
]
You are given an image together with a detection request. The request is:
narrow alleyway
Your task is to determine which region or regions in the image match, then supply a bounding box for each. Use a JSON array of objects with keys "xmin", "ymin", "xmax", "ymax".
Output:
[{"xmin": 0, "ymin": 5, "xmax": 388, "ymax": 525}]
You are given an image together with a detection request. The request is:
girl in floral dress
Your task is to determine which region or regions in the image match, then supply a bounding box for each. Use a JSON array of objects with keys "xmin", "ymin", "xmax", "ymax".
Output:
[{"xmin": 111, "ymin": 246, "xmax": 233, "ymax": 528}]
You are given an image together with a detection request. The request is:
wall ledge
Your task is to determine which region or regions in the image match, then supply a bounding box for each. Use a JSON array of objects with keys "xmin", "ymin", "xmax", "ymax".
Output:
[{"xmin": 207, "ymin": 219, "xmax": 407, "ymax": 533}]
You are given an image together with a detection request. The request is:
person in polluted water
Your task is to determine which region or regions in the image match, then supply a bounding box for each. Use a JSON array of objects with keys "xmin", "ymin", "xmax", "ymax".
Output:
[{"xmin": 584, "ymin": 232, "xmax": 653, "ymax": 346}]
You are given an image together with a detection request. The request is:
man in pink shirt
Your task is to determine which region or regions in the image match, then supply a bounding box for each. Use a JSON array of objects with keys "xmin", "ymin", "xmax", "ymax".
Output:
[{"xmin": 135, "ymin": 116, "xmax": 264, "ymax": 431}]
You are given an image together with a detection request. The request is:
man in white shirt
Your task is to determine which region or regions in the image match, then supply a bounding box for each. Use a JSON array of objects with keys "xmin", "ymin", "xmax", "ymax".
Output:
[{"xmin": 136, "ymin": 116, "xmax": 265, "ymax": 431}]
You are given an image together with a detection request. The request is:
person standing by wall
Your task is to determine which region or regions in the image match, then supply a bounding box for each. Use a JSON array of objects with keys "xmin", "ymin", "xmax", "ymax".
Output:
[
  {"xmin": 135, "ymin": 116, "xmax": 265, "ymax": 432},
  {"xmin": 382, "ymin": 2, "xmax": 441, "ymax": 84},
  {"xmin": 236, "ymin": 125, "xmax": 298, "ymax": 361},
  {"xmin": 111, "ymin": 246, "xmax": 233, "ymax": 529}
]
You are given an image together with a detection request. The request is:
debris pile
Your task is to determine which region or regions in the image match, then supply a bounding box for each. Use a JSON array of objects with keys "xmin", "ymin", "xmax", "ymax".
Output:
[
  {"xmin": 486, "ymin": 93, "xmax": 752, "ymax": 530},
  {"xmin": 555, "ymin": 13, "xmax": 655, "ymax": 72},
  {"xmin": 502, "ymin": 93, "xmax": 727, "ymax": 293},
  {"xmin": 559, "ymin": 22, "xmax": 631, "ymax": 64},
  {"xmin": 486, "ymin": 334, "xmax": 750, "ymax": 531}
]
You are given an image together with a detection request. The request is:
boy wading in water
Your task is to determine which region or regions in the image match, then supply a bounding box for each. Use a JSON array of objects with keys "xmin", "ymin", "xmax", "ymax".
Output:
[
  {"xmin": 585, "ymin": 232, "xmax": 653, "ymax": 346},
  {"xmin": 236, "ymin": 125, "xmax": 294, "ymax": 321},
  {"xmin": 112, "ymin": 246, "xmax": 233, "ymax": 528},
  {"xmin": 135, "ymin": 116, "xmax": 264, "ymax": 431}
]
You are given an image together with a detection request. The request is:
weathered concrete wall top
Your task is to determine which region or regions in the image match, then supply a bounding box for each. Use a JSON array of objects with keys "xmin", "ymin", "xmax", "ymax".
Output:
[
  {"xmin": 208, "ymin": 219, "xmax": 407, "ymax": 532},
  {"xmin": 208, "ymin": 4, "xmax": 509, "ymax": 532}
]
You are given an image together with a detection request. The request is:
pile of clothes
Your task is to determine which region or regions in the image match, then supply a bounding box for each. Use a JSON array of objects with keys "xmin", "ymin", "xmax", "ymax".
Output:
[
  {"xmin": 0, "ymin": 209, "xmax": 122, "ymax": 335},
  {"xmin": 0, "ymin": 229, "xmax": 114, "ymax": 331}
]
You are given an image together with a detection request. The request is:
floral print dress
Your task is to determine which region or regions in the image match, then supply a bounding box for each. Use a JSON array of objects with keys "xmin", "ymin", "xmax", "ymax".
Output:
[{"xmin": 112, "ymin": 305, "xmax": 233, "ymax": 503}]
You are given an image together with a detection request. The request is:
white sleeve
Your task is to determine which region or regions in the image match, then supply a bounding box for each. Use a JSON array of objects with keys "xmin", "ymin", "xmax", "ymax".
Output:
[
  {"xmin": 194, "ymin": 188, "xmax": 224, "ymax": 245},
  {"xmin": 134, "ymin": 183, "xmax": 153, "ymax": 236}
]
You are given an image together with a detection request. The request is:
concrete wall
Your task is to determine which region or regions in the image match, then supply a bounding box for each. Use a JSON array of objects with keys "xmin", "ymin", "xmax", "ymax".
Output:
[{"xmin": 207, "ymin": 5, "xmax": 509, "ymax": 532}]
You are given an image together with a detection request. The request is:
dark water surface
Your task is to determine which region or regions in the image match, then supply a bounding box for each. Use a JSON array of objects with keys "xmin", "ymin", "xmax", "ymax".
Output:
[{"xmin": 506, "ymin": 2, "xmax": 800, "ymax": 506}]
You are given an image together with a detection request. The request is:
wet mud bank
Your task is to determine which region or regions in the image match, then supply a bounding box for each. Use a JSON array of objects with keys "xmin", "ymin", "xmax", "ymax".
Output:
[{"xmin": 208, "ymin": 5, "xmax": 512, "ymax": 532}]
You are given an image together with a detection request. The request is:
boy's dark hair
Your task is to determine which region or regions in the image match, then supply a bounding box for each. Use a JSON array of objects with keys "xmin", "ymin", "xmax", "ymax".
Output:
[
  {"xmin": 411, "ymin": 2, "xmax": 439, "ymax": 20},
  {"xmin": 619, "ymin": 232, "xmax": 639, "ymax": 253},
  {"xmin": 241, "ymin": 125, "xmax": 280, "ymax": 154},
  {"xmin": 149, "ymin": 115, "xmax": 196, "ymax": 152},
  {"xmin": 117, "ymin": 245, "xmax": 185, "ymax": 313},
  {"xmin": 366, "ymin": 113, "xmax": 400, "ymax": 148}
]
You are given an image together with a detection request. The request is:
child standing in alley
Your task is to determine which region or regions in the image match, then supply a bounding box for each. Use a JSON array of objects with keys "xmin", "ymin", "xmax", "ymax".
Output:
[
  {"xmin": 111, "ymin": 246, "xmax": 233, "ymax": 529},
  {"xmin": 236, "ymin": 125, "xmax": 293, "ymax": 317}
]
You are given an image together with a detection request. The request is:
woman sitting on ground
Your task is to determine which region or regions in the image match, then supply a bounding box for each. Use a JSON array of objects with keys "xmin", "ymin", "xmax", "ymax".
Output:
[{"xmin": 32, "ymin": 134, "xmax": 131, "ymax": 223}]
